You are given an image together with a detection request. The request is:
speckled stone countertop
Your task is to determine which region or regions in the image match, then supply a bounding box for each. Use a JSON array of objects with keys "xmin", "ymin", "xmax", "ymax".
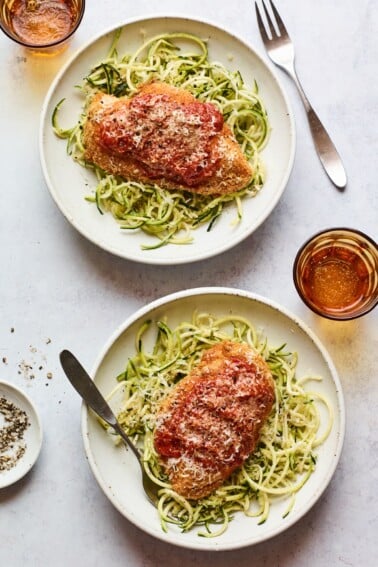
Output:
[{"xmin": 0, "ymin": 1, "xmax": 377, "ymax": 565}]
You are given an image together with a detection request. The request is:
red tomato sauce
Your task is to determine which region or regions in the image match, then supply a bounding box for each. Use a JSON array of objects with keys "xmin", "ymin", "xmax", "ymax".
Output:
[
  {"xmin": 98, "ymin": 92, "xmax": 224, "ymax": 187},
  {"xmin": 154, "ymin": 357, "xmax": 267, "ymax": 470}
]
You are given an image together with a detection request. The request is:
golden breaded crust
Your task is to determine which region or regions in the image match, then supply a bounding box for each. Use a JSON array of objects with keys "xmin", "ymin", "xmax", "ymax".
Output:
[
  {"xmin": 82, "ymin": 82, "xmax": 253, "ymax": 195},
  {"xmin": 153, "ymin": 340, "xmax": 275, "ymax": 500}
]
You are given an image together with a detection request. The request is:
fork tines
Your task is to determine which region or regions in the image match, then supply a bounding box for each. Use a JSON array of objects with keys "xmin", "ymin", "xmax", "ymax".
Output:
[{"xmin": 255, "ymin": 0, "xmax": 287, "ymax": 40}]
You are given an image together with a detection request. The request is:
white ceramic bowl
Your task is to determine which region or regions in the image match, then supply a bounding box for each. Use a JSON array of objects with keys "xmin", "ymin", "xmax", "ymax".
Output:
[
  {"xmin": 40, "ymin": 15, "xmax": 295, "ymax": 265},
  {"xmin": 81, "ymin": 287, "xmax": 344, "ymax": 551},
  {"xmin": 0, "ymin": 381, "xmax": 42, "ymax": 488}
]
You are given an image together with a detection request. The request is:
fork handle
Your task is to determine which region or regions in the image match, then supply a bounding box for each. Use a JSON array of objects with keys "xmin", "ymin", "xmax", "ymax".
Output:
[{"xmin": 285, "ymin": 64, "xmax": 347, "ymax": 190}]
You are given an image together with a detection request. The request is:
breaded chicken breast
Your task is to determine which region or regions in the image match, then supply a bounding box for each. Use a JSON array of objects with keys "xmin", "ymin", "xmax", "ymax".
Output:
[
  {"xmin": 153, "ymin": 340, "xmax": 275, "ymax": 500},
  {"xmin": 83, "ymin": 82, "xmax": 253, "ymax": 195}
]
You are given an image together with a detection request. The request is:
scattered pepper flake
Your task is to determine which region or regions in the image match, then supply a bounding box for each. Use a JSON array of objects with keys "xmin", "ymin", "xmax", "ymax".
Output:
[{"xmin": 18, "ymin": 361, "xmax": 34, "ymax": 380}]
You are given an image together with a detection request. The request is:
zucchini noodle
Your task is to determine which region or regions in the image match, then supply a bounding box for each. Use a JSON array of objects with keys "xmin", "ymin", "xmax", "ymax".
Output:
[
  {"xmin": 52, "ymin": 31, "xmax": 270, "ymax": 249},
  {"xmin": 106, "ymin": 312, "xmax": 332, "ymax": 536}
]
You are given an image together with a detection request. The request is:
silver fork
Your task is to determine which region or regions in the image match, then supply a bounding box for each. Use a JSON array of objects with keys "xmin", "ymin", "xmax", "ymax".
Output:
[{"xmin": 255, "ymin": 0, "xmax": 347, "ymax": 190}]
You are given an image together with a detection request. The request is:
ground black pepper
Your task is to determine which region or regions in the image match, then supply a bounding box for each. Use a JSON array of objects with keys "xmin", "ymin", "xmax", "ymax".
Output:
[{"xmin": 0, "ymin": 396, "xmax": 30, "ymax": 472}]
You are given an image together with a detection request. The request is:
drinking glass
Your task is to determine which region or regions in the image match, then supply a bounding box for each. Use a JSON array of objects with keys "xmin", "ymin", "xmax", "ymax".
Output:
[
  {"xmin": 0, "ymin": 0, "xmax": 85, "ymax": 53},
  {"xmin": 293, "ymin": 228, "xmax": 378, "ymax": 320}
]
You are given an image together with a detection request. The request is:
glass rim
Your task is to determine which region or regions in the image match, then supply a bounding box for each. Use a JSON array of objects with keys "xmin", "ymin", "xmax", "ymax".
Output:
[
  {"xmin": 0, "ymin": 0, "xmax": 85, "ymax": 49},
  {"xmin": 294, "ymin": 227, "xmax": 378, "ymax": 256}
]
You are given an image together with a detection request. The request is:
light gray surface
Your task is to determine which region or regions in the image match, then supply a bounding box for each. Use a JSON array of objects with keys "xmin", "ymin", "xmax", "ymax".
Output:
[{"xmin": 0, "ymin": 1, "xmax": 377, "ymax": 565}]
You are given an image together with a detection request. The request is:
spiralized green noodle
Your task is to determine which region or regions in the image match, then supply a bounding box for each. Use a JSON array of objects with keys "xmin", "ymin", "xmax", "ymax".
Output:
[
  {"xmin": 53, "ymin": 31, "xmax": 270, "ymax": 249},
  {"xmin": 106, "ymin": 312, "xmax": 332, "ymax": 537}
]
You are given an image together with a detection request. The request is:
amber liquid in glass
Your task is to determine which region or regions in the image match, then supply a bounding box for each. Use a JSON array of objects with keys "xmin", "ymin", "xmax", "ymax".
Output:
[
  {"xmin": 301, "ymin": 245, "xmax": 370, "ymax": 313},
  {"xmin": 8, "ymin": 0, "xmax": 78, "ymax": 46}
]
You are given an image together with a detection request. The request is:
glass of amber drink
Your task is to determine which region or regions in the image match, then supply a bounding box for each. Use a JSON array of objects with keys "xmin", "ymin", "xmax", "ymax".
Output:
[
  {"xmin": 0, "ymin": 0, "xmax": 85, "ymax": 53},
  {"xmin": 293, "ymin": 228, "xmax": 378, "ymax": 320}
]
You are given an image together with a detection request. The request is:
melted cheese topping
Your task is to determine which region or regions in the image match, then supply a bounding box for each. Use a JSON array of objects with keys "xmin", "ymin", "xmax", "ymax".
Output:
[
  {"xmin": 97, "ymin": 91, "xmax": 224, "ymax": 186},
  {"xmin": 153, "ymin": 342, "xmax": 275, "ymax": 496}
]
